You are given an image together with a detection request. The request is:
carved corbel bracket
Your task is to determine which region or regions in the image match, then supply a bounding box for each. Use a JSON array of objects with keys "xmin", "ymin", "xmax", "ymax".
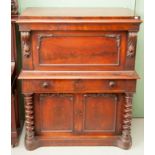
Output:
[
  {"xmin": 21, "ymin": 32, "xmax": 31, "ymax": 58},
  {"xmin": 127, "ymin": 32, "xmax": 137, "ymax": 58},
  {"xmin": 11, "ymin": 0, "xmax": 18, "ymax": 15}
]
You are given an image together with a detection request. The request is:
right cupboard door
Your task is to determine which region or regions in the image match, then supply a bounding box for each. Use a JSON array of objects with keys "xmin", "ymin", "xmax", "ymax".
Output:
[{"xmin": 83, "ymin": 94, "xmax": 123, "ymax": 135}]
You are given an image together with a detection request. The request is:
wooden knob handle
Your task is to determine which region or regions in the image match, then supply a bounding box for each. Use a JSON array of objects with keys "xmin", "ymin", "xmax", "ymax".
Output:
[
  {"xmin": 109, "ymin": 81, "xmax": 115, "ymax": 87},
  {"xmin": 42, "ymin": 82, "xmax": 49, "ymax": 88}
]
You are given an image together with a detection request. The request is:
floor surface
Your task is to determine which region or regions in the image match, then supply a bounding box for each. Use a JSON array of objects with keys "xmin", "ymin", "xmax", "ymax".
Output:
[{"xmin": 11, "ymin": 118, "xmax": 144, "ymax": 155}]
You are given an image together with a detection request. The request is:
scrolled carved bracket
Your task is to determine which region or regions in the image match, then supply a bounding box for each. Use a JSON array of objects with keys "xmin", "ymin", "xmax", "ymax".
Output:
[
  {"xmin": 21, "ymin": 32, "xmax": 31, "ymax": 58},
  {"xmin": 11, "ymin": 0, "xmax": 18, "ymax": 15},
  {"xmin": 127, "ymin": 32, "xmax": 137, "ymax": 58}
]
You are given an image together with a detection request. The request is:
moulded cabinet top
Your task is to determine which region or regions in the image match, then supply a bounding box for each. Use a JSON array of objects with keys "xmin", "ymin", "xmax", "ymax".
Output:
[
  {"xmin": 18, "ymin": 7, "xmax": 142, "ymax": 31},
  {"xmin": 20, "ymin": 7, "xmax": 136, "ymax": 17},
  {"xmin": 19, "ymin": 7, "xmax": 142, "ymax": 21}
]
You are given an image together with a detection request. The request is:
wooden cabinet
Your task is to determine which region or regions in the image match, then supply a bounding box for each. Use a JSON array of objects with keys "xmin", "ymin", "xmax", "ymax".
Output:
[
  {"xmin": 11, "ymin": 0, "xmax": 23, "ymax": 147},
  {"xmin": 18, "ymin": 8, "xmax": 142, "ymax": 150}
]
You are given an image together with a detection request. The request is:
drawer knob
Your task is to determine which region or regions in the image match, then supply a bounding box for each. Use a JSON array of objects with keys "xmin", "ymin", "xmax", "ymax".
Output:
[
  {"xmin": 109, "ymin": 81, "xmax": 115, "ymax": 87},
  {"xmin": 42, "ymin": 82, "xmax": 49, "ymax": 88}
]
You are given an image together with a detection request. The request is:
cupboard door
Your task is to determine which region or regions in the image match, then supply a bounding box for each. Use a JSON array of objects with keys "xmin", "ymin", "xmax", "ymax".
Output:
[
  {"xmin": 35, "ymin": 94, "xmax": 74, "ymax": 134},
  {"xmin": 83, "ymin": 94, "xmax": 120, "ymax": 133}
]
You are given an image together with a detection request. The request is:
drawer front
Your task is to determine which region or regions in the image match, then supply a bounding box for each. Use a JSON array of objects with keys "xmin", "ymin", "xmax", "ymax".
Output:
[
  {"xmin": 22, "ymin": 80, "xmax": 75, "ymax": 93},
  {"xmin": 23, "ymin": 31, "xmax": 127, "ymax": 71},
  {"xmin": 22, "ymin": 79, "xmax": 136, "ymax": 93}
]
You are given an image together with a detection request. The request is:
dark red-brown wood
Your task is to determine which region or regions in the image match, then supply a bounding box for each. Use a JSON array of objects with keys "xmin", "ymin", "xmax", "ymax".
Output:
[
  {"xmin": 18, "ymin": 7, "xmax": 142, "ymax": 150},
  {"xmin": 11, "ymin": 0, "xmax": 24, "ymax": 147}
]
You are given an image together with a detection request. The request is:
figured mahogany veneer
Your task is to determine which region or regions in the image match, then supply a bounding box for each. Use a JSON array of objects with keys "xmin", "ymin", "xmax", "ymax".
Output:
[{"xmin": 18, "ymin": 8, "xmax": 142, "ymax": 150}]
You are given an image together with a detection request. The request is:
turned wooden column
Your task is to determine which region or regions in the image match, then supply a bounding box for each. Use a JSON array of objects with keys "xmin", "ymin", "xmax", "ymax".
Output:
[
  {"xmin": 24, "ymin": 93, "xmax": 34, "ymax": 143},
  {"xmin": 119, "ymin": 92, "xmax": 133, "ymax": 149}
]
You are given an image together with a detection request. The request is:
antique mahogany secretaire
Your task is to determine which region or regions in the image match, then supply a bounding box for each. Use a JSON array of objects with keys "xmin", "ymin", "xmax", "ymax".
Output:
[{"xmin": 17, "ymin": 8, "xmax": 142, "ymax": 150}]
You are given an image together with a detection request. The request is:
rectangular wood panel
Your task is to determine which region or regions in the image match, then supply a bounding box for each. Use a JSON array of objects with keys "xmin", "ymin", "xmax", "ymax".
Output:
[
  {"xmin": 38, "ymin": 34, "xmax": 119, "ymax": 64},
  {"xmin": 83, "ymin": 94, "xmax": 117, "ymax": 133},
  {"xmin": 31, "ymin": 31, "xmax": 126, "ymax": 71},
  {"xmin": 35, "ymin": 94, "xmax": 74, "ymax": 133}
]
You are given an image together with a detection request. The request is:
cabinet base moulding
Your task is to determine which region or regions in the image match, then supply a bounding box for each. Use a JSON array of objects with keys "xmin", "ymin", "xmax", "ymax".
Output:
[{"xmin": 25, "ymin": 135, "xmax": 132, "ymax": 150}]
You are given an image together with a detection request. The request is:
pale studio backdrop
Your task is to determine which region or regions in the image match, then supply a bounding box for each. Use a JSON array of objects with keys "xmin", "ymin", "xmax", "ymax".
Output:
[{"xmin": 17, "ymin": 0, "xmax": 144, "ymax": 117}]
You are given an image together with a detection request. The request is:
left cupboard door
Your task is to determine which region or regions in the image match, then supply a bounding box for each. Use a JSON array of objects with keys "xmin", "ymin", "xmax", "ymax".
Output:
[{"xmin": 34, "ymin": 93, "xmax": 74, "ymax": 136}]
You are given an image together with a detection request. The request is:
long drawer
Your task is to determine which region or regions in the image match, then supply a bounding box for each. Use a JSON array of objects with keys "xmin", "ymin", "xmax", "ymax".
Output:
[{"xmin": 22, "ymin": 79, "xmax": 136, "ymax": 93}]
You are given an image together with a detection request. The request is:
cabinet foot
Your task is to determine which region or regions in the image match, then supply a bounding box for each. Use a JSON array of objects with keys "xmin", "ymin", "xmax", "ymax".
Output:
[
  {"xmin": 25, "ymin": 137, "xmax": 39, "ymax": 151},
  {"xmin": 117, "ymin": 135, "xmax": 132, "ymax": 150},
  {"xmin": 11, "ymin": 141, "xmax": 18, "ymax": 148}
]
